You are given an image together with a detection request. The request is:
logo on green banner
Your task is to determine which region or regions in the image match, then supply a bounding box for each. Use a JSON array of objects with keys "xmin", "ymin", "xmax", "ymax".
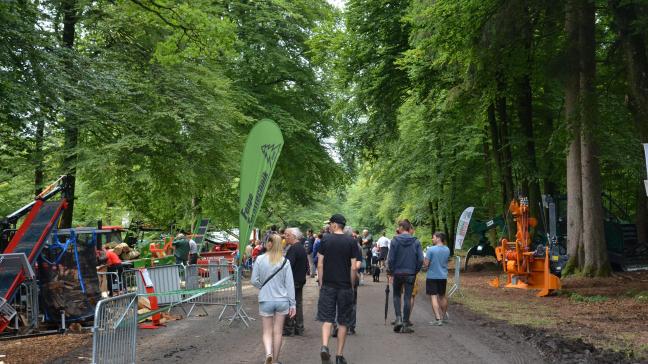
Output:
[{"xmin": 238, "ymin": 119, "xmax": 284, "ymax": 262}]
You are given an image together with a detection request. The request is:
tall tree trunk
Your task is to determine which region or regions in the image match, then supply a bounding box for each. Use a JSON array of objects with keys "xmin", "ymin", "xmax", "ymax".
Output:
[
  {"xmin": 543, "ymin": 116, "xmax": 557, "ymax": 197},
  {"xmin": 516, "ymin": 0, "xmax": 542, "ymax": 226},
  {"xmin": 609, "ymin": 0, "xmax": 648, "ymax": 246},
  {"xmin": 448, "ymin": 177, "xmax": 456, "ymax": 256},
  {"xmin": 59, "ymin": 0, "xmax": 78, "ymax": 228},
  {"xmin": 483, "ymin": 130, "xmax": 498, "ymax": 243},
  {"xmin": 487, "ymin": 103, "xmax": 508, "ymax": 211},
  {"xmin": 564, "ymin": 0, "xmax": 585, "ymax": 274},
  {"xmin": 33, "ymin": 118, "xmax": 44, "ymax": 196},
  {"xmin": 496, "ymin": 93, "xmax": 515, "ymax": 205},
  {"xmin": 518, "ymin": 74, "xmax": 542, "ymax": 224},
  {"xmin": 428, "ymin": 200, "xmax": 437, "ymax": 235},
  {"xmin": 579, "ymin": 0, "xmax": 609, "ymax": 276},
  {"xmin": 191, "ymin": 195, "xmax": 202, "ymax": 232},
  {"xmin": 434, "ymin": 199, "xmax": 442, "ymax": 235},
  {"xmin": 495, "ymin": 90, "xmax": 516, "ymax": 238}
]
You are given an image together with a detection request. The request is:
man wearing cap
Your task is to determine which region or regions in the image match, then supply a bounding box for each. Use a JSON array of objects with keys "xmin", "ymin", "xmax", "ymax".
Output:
[{"xmin": 317, "ymin": 214, "xmax": 358, "ymax": 364}]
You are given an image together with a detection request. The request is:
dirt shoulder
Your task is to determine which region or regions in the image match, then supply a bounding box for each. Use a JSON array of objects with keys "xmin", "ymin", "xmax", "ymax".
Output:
[
  {"xmin": 456, "ymin": 257, "xmax": 648, "ymax": 361},
  {"xmin": 0, "ymin": 332, "xmax": 92, "ymax": 364}
]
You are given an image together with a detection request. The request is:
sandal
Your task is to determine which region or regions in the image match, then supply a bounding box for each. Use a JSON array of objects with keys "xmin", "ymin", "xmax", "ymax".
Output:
[{"xmin": 264, "ymin": 354, "xmax": 273, "ymax": 364}]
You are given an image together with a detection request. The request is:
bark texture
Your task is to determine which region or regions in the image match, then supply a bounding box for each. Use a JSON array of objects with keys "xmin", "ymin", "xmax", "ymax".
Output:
[
  {"xmin": 564, "ymin": 0, "xmax": 584, "ymax": 274},
  {"xmin": 578, "ymin": 0, "xmax": 608, "ymax": 276},
  {"xmin": 59, "ymin": 0, "xmax": 78, "ymax": 228},
  {"xmin": 564, "ymin": 0, "xmax": 610, "ymax": 276},
  {"xmin": 610, "ymin": 0, "xmax": 648, "ymax": 247}
]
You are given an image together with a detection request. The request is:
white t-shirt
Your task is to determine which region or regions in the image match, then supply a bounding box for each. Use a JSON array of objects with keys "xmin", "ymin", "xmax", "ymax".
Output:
[
  {"xmin": 377, "ymin": 236, "xmax": 390, "ymax": 248},
  {"xmin": 189, "ymin": 239, "xmax": 198, "ymax": 254}
]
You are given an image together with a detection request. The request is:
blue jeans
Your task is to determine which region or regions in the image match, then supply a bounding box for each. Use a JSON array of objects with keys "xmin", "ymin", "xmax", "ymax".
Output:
[{"xmin": 393, "ymin": 275, "xmax": 415, "ymax": 322}]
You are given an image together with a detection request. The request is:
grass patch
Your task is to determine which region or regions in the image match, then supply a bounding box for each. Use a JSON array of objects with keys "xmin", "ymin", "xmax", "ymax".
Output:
[
  {"xmin": 623, "ymin": 289, "xmax": 648, "ymax": 302},
  {"xmin": 557, "ymin": 290, "xmax": 609, "ymax": 303},
  {"xmin": 453, "ymin": 288, "xmax": 558, "ymax": 329},
  {"xmin": 634, "ymin": 293, "xmax": 648, "ymax": 302}
]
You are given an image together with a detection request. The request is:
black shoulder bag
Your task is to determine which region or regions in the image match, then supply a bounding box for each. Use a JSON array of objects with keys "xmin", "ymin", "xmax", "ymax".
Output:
[{"xmin": 261, "ymin": 258, "xmax": 288, "ymax": 288}]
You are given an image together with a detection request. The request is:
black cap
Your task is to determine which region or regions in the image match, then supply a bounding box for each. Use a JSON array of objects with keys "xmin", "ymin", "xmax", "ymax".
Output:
[{"xmin": 328, "ymin": 214, "xmax": 346, "ymax": 226}]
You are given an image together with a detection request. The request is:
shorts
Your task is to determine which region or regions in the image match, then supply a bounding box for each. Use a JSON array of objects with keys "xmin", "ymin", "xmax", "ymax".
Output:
[
  {"xmin": 426, "ymin": 278, "xmax": 447, "ymax": 296},
  {"xmin": 379, "ymin": 247, "xmax": 389, "ymax": 260},
  {"xmin": 259, "ymin": 300, "xmax": 290, "ymax": 317},
  {"xmin": 316, "ymin": 285, "xmax": 353, "ymax": 326}
]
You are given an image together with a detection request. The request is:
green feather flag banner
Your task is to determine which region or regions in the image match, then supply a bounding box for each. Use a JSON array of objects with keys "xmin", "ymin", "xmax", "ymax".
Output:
[{"xmin": 238, "ymin": 119, "xmax": 284, "ymax": 263}]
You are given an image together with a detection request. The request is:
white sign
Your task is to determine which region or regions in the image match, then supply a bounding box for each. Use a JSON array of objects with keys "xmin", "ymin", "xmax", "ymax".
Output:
[
  {"xmin": 140, "ymin": 269, "xmax": 153, "ymax": 288},
  {"xmin": 454, "ymin": 207, "xmax": 474, "ymax": 250}
]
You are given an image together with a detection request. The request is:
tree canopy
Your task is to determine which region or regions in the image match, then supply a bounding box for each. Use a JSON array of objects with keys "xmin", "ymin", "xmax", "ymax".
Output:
[{"xmin": 1, "ymin": 0, "xmax": 647, "ymax": 276}]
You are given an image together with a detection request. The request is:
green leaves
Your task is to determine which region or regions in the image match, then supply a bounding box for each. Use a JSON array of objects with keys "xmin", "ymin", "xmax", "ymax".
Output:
[{"xmin": 0, "ymin": 0, "xmax": 341, "ymax": 230}]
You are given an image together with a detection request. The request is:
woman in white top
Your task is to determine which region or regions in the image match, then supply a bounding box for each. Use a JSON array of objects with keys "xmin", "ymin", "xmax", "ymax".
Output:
[{"xmin": 251, "ymin": 234, "xmax": 296, "ymax": 364}]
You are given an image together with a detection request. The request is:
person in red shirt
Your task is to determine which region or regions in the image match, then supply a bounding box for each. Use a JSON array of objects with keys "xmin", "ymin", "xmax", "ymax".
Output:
[
  {"xmin": 105, "ymin": 249, "xmax": 122, "ymax": 266},
  {"xmin": 252, "ymin": 240, "xmax": 263, "ymax": 261},
  {"xmin": 103, "ymin": 248, "xmax": 123, "ymax": 296}
]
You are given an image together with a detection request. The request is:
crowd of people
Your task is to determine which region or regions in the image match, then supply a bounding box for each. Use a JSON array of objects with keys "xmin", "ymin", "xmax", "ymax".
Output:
[{"xmin": 247, "ymin": 214, "xmax": 452, "ymax": 364}]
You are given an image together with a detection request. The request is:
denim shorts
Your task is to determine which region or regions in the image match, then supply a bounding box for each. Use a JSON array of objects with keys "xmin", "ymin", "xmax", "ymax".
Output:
[{"xmin": 259, "ymin": 300, "xmax": 290, "ymax": 317}]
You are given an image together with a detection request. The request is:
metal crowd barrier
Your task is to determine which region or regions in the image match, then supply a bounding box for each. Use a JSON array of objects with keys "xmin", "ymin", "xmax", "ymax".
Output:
[
  {"xmin": 16, "ymin": 280, "xmax": 39, "ymax": 331},
  {"xmin": 134, "ymin": 265, "xmax": 183, "ymax": 305},
  {"xmin": 97, "ymin": 271, "xmax": 120, "ymax": 296},
  {"xmin": 92, "ymin": 293, "xmax": 138, "ymax": 364},
  {"xmin": 121, "ymin": 269, "xmax": 139, "ymax": 294},
  {"xmin": 184, "ymin": 259, "xmax": 237, "ymax": 319}
]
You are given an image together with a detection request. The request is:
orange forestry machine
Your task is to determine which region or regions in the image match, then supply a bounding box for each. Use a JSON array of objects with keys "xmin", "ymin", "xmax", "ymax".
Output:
[{"xmin": 489, "ymin": 197, "xmax": 561, "ymax": 297}]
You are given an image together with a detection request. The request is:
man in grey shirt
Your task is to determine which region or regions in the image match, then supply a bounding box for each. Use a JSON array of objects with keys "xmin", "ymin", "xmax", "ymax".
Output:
[{"xmin": 189, "ymin": 237, "xmax": 198, "ymax": 264}]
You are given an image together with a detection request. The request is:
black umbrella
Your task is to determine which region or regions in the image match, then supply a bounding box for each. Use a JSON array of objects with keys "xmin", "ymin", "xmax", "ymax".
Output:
[{"xmin": 384, "ymin": 281, "xmax": 390, "ymax": 325}]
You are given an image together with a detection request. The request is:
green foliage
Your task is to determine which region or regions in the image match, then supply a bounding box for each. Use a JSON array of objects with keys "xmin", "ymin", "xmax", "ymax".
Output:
[
  {"xmin": 0, "ymin": 0, "xmax": 342, "ymax": 231},
  {"xmin": 329, "ymin": 0, "xmax": 645, "ymax": 253},
  {"xmin": 2, "ymin": 0, "xmax": 646, "ymax": 258}
]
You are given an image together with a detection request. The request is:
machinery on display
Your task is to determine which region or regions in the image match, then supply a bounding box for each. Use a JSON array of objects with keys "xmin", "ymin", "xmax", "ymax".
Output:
[
  {"xmin": 489, "ymin": 197, "xmax": 563, "ymax": 297},
  {"xmin": 463, "ymin": 215, "xmax": 506, "ymax": 270},
  {"xmin": 1, "ymin": 178, "xmax": 141, "ymax": 336},
  {"xmin": 0, "ymin": 177, "xmax": 70, "ymax": 333}
]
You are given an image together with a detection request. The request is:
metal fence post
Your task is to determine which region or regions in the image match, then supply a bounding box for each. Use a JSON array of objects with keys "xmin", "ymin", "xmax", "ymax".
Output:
[{"xmin": 229, "ymin": 264, "xmax": 255, "ymax": 327}]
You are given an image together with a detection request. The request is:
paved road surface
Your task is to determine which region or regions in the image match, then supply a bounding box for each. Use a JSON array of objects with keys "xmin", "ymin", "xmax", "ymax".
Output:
[{"xmin": 135, "ymin": 276, "xmax": 544, "ymax": 364}]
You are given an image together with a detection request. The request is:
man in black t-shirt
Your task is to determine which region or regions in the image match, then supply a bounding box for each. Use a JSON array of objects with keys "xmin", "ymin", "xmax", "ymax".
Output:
[{"xmin": 317, "ymin": 214, "xmax": 357, "ymax": 364}]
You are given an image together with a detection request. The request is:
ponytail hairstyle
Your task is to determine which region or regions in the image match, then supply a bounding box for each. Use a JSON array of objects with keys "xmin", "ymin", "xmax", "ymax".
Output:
[{"xmin": 267, "ymin": 234, "xmax": 284, "ymax": 265}]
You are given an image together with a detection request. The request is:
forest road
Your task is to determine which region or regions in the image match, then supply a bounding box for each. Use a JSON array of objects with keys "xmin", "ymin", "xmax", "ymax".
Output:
[{"xmin": 134, "ymin": 276, "xmax": 545, "ymax": 364}]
